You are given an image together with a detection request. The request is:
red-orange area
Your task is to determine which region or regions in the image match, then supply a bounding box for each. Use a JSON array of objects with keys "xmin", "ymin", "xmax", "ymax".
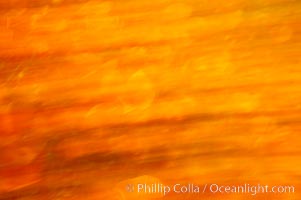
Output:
[{"xmin": 0, "ymin": 0, "xmax": 301, "ymax": 199}]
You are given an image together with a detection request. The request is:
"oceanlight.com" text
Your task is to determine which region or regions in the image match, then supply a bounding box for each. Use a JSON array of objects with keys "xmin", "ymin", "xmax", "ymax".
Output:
[{"xmin": 128, "ymin": 183, "xmax": 295, "ymax": 196}]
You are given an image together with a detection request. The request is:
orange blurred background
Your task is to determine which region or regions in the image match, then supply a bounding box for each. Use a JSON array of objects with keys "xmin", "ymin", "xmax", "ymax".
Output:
[{"xmin": 0, "ymin": 0, "xmax": 301, "ymax": 199}]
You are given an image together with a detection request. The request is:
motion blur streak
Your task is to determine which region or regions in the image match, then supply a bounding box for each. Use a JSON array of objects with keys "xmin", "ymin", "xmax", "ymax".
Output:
[{"xmin": 0, "ymin": 0, "xmax": 301, "ymax": 199}]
